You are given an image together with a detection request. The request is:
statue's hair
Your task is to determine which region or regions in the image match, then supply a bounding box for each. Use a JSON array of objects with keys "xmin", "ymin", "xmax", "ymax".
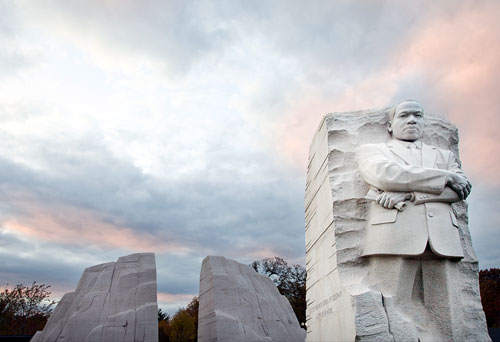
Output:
[{"xmin": 388, "ymin": 99, "xmax": 424, "ymax": 121}]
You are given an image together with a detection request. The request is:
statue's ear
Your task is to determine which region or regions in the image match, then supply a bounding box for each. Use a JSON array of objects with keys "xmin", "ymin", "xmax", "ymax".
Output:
[{"xmin": 387, "ymin": 121, "xmax": 392, "ymax": 134}]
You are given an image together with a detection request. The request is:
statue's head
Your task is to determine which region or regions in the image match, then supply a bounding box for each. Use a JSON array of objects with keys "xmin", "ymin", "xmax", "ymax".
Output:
[{"xmin": 388, "ymin": 100, "xmax": 424, "ymax": 142}]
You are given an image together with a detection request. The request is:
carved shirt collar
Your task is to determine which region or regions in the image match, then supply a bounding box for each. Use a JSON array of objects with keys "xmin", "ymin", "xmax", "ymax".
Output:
[{"xmin": 394, "ymin": 139, "xmax": 422, "ymax": 149}]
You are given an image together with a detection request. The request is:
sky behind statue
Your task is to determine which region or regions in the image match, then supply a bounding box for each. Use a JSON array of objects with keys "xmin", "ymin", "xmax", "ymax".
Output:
[{"xmin": 0, "ymin": 0, "xmax": 499, "ymax": 314}]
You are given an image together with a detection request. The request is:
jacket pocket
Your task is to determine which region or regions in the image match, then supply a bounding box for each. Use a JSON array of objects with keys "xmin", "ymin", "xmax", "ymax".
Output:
[
  {"xmin": 371, "ymin": 208, "xmax": 398, "ymax": 225},
  {"xmin": 450, "ymin": 211, "xmax": 459, "ymax": 228}
]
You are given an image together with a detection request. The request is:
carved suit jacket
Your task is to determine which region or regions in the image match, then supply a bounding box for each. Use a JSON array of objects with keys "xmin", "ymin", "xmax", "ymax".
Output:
[{"xmin": 356, "ymin": 139, "xmax": 464, "ymax": 258}]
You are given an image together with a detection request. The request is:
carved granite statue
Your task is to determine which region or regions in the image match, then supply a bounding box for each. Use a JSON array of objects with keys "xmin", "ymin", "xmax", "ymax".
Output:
[
  {"xmin": 304, "ymin": 102, "xmax": 490, "ymax": 341},
  {"xmin": 358, "ymin": 100, "xmax": 470, "ymax": 258},
  {"xmin": 357, "ymin": 100, "xmax": 476, "ymax": 340}
]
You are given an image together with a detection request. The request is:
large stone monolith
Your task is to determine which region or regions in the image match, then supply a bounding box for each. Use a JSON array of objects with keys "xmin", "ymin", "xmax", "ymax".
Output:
[
  {"xmin": 198, "ymin": 255, "xmax": 305, "ymax": 342},
  {"xmin": 32, "ymin": 253, "xmax": 158, "ymax": 342},
  {"xmin": 305, "ymin": 106, "xmax": 490, "ymax": 341}
]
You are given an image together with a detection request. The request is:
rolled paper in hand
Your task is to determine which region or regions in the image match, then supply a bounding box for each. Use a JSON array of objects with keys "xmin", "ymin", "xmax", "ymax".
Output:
[{"xmin": 364, "ymin": 194, "xmax": 406, "ymax": 212}]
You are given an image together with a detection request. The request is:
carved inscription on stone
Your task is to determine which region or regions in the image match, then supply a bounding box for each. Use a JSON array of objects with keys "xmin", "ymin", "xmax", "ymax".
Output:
[{"xmin": 310, "ymin": 291, "xmax": 342, "ymax": 321}]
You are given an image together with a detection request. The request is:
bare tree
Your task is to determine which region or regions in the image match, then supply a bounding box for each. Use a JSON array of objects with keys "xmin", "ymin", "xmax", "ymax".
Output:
[
  {"xmin": 0, "ymin": 282, "xmax": 55, "ymax": 335},
  {"xmin": 252, "ymin": 257, "xmax": 306, "ymax": 327}
]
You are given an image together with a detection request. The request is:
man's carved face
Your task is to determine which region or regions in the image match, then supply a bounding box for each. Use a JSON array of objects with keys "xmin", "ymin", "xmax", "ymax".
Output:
[{"xmin": 389, "ymin": 101, "xmax": 424, "ymax": 142}]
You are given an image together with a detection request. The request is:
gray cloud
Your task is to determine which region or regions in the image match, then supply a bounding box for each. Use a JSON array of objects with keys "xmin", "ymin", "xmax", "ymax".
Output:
[
  {"xmin": 14, "ymin": 1, "xmax": 444, "ymax": 80},
  {"xmin": 0, "ymin": 232, "xmax": 104, "ymax": 288},
  {"xmin": 0, "ymin": 110, "xmax": 305, "ymax": 302},
  {"xmin": 466, "ymin": 183, "xmax": 500, "ymax": 270},
  {"xmin": 0, "ymin": 2, "xmax": 40, "ymax": 78},
  {"xmin": 22, "ymin": 0, "xmax": 235, "ymax": 76},
  {"xmin": 0, "ymin": 131, "xmax": 304, "ymax": 250}
]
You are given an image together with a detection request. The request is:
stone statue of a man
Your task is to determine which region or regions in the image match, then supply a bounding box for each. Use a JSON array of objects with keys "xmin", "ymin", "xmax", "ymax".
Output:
[{"xmin": 356, "ymin": 100, "xmax": 475, "ymax": 341}]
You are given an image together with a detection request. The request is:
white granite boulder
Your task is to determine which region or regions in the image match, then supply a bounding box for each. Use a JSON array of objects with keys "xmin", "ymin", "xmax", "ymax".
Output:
[
  {"xmin": 32, "ymin": 253, "xmax": 158, "ymax": 342},
  {"xmin": 198, "ymin": 255, "xmax": 306, "ymax": 342}
]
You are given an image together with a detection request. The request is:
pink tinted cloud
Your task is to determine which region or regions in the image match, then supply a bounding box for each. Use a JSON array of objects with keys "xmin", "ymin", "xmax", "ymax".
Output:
[
  {"xmin": 157, "ymin": 292, "xmax": 195, "ymax": 304},
  {"xmin": 275, "ymin": 80, "xmax": 397, "ymax": 169},
  {"xmin": 273, "ymin": 97, "xmax": 331, "ymax": 169},
  {"xmin": 277, "ymin": 2, "xmax": 500, "ymax": 184},
  {"xmin": 245, "ymin": 247, "xmax": 282, "ymax": 261},
  {"xmin": 394, "ymin": 2, "xmax": 500, "ymax": 183},
  {"xmin": 223, "ymin": 242, "xmax": 283, "ymax": 262},
  {"xmin": 3, "ymin": 199, "xmax": 190, "ymax": 254}
]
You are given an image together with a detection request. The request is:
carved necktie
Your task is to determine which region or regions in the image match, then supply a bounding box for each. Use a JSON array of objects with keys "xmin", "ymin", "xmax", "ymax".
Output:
[{"xmin": 408, "ymin": 142, "xmax": 422, "ymax": 165}]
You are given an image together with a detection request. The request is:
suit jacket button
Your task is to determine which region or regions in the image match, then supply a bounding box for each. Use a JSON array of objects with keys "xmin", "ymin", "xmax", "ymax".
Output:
[{"xmin": 428, "ymin": 211, "xmax": 434, "ymax": 217}]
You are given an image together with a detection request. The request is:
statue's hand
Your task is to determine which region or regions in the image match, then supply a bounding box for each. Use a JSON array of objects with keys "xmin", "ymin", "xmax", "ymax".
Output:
[
  {"xmin": 446, "ymin": 173, "xmax": 472, "ymax": 200},
  {"xmin": 376, "ymin": 192, "xmax": 411, "ymax": 209}
]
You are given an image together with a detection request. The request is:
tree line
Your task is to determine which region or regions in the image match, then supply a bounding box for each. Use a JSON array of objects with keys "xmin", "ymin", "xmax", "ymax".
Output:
[
  {"xmin": 158, "ymin": 297, "xmax": 198, "ymax": 342},
  {"xmin": 479, "ymin": 268, "xmax": 500, "ymax": 329},
  {"xmin": 1, "ymin": 261, "xmax": 499, "ymax": 338}
]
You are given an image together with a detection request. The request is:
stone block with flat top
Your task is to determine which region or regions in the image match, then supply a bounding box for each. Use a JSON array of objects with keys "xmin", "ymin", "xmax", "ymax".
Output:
[{"xmin": 31, "ymin": 253, "xmax": 158, "ymax": 342}]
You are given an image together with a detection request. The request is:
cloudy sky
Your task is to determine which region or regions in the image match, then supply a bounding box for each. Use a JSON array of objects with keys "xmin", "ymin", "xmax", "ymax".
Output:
[{"xmin": 1, "ymin": 0, "xmax": 499, "ymax": 314}]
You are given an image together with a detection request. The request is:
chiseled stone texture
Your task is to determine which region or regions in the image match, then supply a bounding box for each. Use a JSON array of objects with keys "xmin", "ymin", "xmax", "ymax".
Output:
[
  {"xmin": 32, "ymin": 253, "xmax": 158, "ymax": 342},
  {"xmin": 305, "ymin": 108, "xmax": 490, "ymax": 341},
  {"xmin": 198, "ymin": 255, "xmax": 306, "ymax": 342}
]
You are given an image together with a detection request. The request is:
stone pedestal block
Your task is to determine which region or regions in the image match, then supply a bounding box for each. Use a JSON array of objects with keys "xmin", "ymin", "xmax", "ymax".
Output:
[
  {"xmin": 198, "ymin": 255, "xmax": 305, "ymax": 342},
  {"xmin": 305, "ymin": 108, "xmax": 490, "ymax": 341},
  {"xmin": 32, "ymin": 253, "xmax": 158, "ymax": 342}
]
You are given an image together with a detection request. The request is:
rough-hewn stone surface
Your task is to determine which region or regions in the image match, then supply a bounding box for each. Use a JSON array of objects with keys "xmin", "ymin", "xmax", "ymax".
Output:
[
  {"xmin": 305, "ymin": 108, "xmax": 490, "ymax": 341},
  {"xmin": 32, "ymin": 253, "xmax": 158, "ymax": 342},
  {"xmin": 198, "ymin": 255, "xmax": 305, "ymax": 342}
]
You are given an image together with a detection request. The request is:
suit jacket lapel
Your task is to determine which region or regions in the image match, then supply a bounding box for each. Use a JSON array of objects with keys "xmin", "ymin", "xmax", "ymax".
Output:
[
  {"xmin": 422, "ymin": 143, "xmax": 437, "ymax": 168},
  {"xmin": 386, "ymin": 140, "xmax": 419, "ymax": 166}
]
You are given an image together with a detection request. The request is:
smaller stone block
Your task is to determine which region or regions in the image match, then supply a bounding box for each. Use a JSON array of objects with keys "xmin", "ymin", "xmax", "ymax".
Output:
[{"xmin": 198, "ymin": 255, "xmax": 305, "ymax": 342}]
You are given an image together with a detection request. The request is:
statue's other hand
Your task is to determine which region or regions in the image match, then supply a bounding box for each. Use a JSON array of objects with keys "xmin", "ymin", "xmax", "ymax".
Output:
[
  {"xmin": 376, "ymin": 192, "xmax": 411, "ymax": 209},
  {"xmin": 447, "ymin": 173, "xmax": 472, "ymax": 200}
]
